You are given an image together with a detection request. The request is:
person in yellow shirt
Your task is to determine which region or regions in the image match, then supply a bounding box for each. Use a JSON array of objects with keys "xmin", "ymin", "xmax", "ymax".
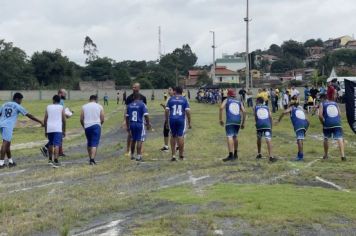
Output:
[{"xmin": 260, "ymin": 88, "xmax": 269, "ymax": 106}]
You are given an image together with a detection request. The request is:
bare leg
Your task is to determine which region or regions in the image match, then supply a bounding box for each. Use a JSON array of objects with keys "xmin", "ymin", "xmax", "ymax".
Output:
[
  {"xmin": 227, "ymin": 137, "xmax": 234, "ymax": 153},
  {"xmin": 266, "ymin": 139, "xmax": 273, "ymax": 157},
  {"xmin": 178, "ymin": 137, "xmax": 185, "ymax": 157},
  {"xmin": 53, "ymin": 146, "xmax": 59, "ymax": 161},
  {"xmin": 6, "ymin": 142, "xmax": 11, "ymax": 159},
  {"xmin": 126, "ymin": 133, "xmax": 131, "ymax": 153},
  {"xmin": 297, "ymin": 140, "xmax": 303, "ymax": 154},
  {"xmin": 337, "ymin": 139, "xmax": 345, "ymax": 157},
  {"xmin": 164, "ymin": 137, "xmax": 169, "ymax": 146},
  {"xmin": 323, "ymin": 139, "xmax": 328, "ymax": 158},
  {"xmin": 257, "ymin": 137, "xmax": 262, "ymax": 154},
  {"xmin": 0, "ymin": 141, "xmax": 10, "ymax": 160},
  {"xmin": 48, "ymin": 145, "xmax": 54, "ymax": 160},
  {"xmin": 131, "ymin": 140, "xmax": 136, "ymax": 156},
  {"xmin": 233, "ymin": 137, "xmax": 238, "ymax": 153},
  {"xmin": 137, "ymin": 141, "xmax": 143, "ymax": 156},
  {"xmin": 170, "ymin": 136, "xmax": 177, "ymax": 157}
]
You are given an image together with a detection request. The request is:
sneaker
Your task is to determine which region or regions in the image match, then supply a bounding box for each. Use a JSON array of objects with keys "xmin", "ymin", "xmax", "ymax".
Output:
[
  {"xmin": 223, "ymin": 156, "xmax": 234, "ymax": 162},
  {"xmin": 256, "ymin": 154, "xmax": 262, "ymax": 160},
  {"xmin": 53, "ymin": 159, "xmax": 61, "ymax": 166},
  {"xmin": 89, "ymin": 159, "xmax": 97, "ymax": 165},
  {"xmin": 160, "ymin": 146, "xmax": 169, "ymax": 152},
  {"xmin": 8, "ymin": 161, "xmax": 16, "ymax": 168},
  {"xmin": 294, "ymin": 157, "xmax": 304, "ymax": 162},
  {"xmin": 130, "ymin": 156, "xmax": 136, "ymax": 160},
  {"xmin": 179, "ymin": 156, "xmax": 184, "ymax": 161},
  {"xmin": 135, "ymin": 156, "xmax": 144, "ymax": 162},
  {"xmin": 269, "ymin": 157, "xmax": 278, "ymax": 163},
  {"xmin": 233, "ymin": 153, "xmax": 238, "ymax": 160},
  {"xmin": 40, "ymin": 147, "xmax": 48, "ymax": 157},
  {"xmin": 48, "ymin": 159, "xmax": 53, "ymax": 164},
  {"xmin": 171, "ymin": 157, "xmax": 177, "ymax": 162},
  {"xmin": 341, "ymin": 157, "xmax": 347, "ymax": 161},
  {"xmin": 125, "ymin": 152, "xmax": 131, "ymax": 157},
  {"xmin": 59, "ymin": 153, "xmax": 66, "ymax": 157}
]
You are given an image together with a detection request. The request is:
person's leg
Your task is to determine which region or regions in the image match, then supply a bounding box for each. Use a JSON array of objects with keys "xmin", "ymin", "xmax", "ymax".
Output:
[
  {"xmin": 297, "ymin": 140, "xmax": 303, "ymax": 158},
  {"xmin": 131, "ymin": 140, "xmax": 136, "ymax": 158},
  {"xmin": 178, "ymin": 137, "xmax": 184, "ymax": 159},
  {"xmin": 233, "ymin": 136, "xmax": 238, "ymax": 158},
  {"xmin": 257, "ymin": 133, "xmax": 262, "ymax": 157},
  {"xmin": 48, "ymin": 145, "xmax": 54, "ymax": 161},
  {"xmin": 136, "ymin": 141, "xmax": 143, "ymax": 161},
  {"xmin": 170, "ymin": 136, "xmax": 177, "ymax": 160},
  {"xmin": 337, "ymin": 139, "xmax": 345, "ymax": 159},
  {"xmin": 126, "ymin": 133, "xmax": 132, "ymax": 154},
  {"xmin": 90, "ymin": 147, "xmax": 97, "ymax": 159},
  {"xmin": 53, "ymin": 146, "xmax": 59, "ymax": 162},
  {"xmin": 323, "ymin": 139, "xmax": 329, "ymax": 158}
]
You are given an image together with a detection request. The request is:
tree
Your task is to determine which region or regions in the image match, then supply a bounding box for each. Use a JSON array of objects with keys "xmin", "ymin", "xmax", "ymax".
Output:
[
  {"xmin": 267, "ymin": 44, "xmax": 282, "ymax": 57},
  {"xmin": 83, "ymin": 36, "xmax": 98, "ymax": 63},
  {"xmin": 132, "ymin": 77, "xmax": 153, "ymax": 89},
  {"xmin": 144, "ymin": 64, "xmax": 175, "ymax": 89},
  {"xmin": 0, "ymin": 39, "xmax": 37, "ymax": 89},
  {"xmin": 196, "ymin": 71, "xmax": 212, "ymax": 86},
  {"xmin": 113, "ymin": 62, "xmax": 131, "ymax": 86},
  {"xmin": 281, "ymin": 40, "xmax": 306, "ymax": 59},
  {"xmin": 304, "ymin": 38, "xmax": 323, "ymax": 48},
  {"xmin": 270, "ymin": 56, "xmax": 303, "ymax": 73},
  {"xmin": 82, "ymin": 57, "xmax": 114, "ymax": 81},
  {"xmin": 318, "ymin": 49, "xmax": 356, "ymax": 75},
  {"xmin": 31, "ymin": 49, "xmax": 79, "ymax": 88}
]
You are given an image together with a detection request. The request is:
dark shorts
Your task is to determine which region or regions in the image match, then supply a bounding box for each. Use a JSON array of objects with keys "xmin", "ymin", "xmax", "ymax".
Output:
[
  {"xmin": 130, "ymin": 123, "xmax": 145, "ymax": 142},
  {"xmin": 47, "ymin": 132, "xmax": 63, "ymax": 146},
  {"xmin": 163, "ymin": 121, "xmax": 170, "ymax": 137},
  {"xmin": 225, "ymin": 125, "xmax": 240, "ymax": 137},
  {"xmin": 85, "ymin": 124, "xmax": 101, "ymax": 147},
  {"xmin": 323, "ymin": 127, "xmax": 343, "ymax": 140},
  {"xmin": 169, "ymin": 119, "xmax": 186, "ymax": 137},
  {"xmin": 257, "ymin": 129, "xmax": 272, "ymax": 140}
]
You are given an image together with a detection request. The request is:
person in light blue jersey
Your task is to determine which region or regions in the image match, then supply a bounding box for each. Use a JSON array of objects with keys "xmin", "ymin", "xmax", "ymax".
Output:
[
  {"xmin": 165, "ymin": 86, "xmax": 191, "ymax": 161},
  {"xmin": 219, "ymin": 88, "xmax": 246, "ymax": 162},
  {"xmin": 318, "ymin": 94, "xmax": 346, "ymax": 161},
  {"xmin": 254, "ymin": 97, "xmax": 277, "ymax": 162},
  {"xmin": 277, "ymin": 99, "xmax": 309, "ymax": 161},
  {"xmin": 0, "ymin": 93, "xmax": 43, "ymax": 168},
  {"xmin": 126, "ymin": 93, "xmax": 151, "ymax": 162}
]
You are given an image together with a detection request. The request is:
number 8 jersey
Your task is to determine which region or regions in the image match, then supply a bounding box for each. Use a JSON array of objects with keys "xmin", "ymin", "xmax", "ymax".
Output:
[{"xmin": 0, "ymin": 101, "xmax": 28, "ymax": 130}]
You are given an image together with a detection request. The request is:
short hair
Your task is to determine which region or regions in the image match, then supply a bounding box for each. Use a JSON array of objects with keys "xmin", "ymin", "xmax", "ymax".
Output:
[
  {"xmin": 13, "ymin": 92, "xmax": 23, "ymax": 100},
  {"xmin": 174, "ymin": 86, "xmax": 183, "ymax": 95},
  {"xmin": 89, "ymin": 95, "xmax": 97, "ymax": 101},
  {"xmin": 256, "ymin": 97, "xmax": 264, "ymax": 104},
  {"xmin": 286, "ymin": 90, "xmax": 290, "ymax": 94},
  {"xmin": 52, "ymin": 95, "xmax": 61, "ymax": 103}
]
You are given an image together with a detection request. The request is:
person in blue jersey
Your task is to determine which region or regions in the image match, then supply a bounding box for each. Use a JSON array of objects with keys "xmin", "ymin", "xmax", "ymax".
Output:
[
  {"xmin": 165, "ymin": 86, "xmax": 192, "ymax": 161},
  {"xmin": 318, "ymin": 94, "xmax": 346, "ymax": 161},
  {"xmin": 277, "ymin": 98, "xmax": 309, "ymax": 161},
  {"xmin": 0, "ymin": 93, "xmax": 43, "ymax": 168},
  {"xmin": 219, "ymin": 88, "xmax": 246, "ymax": 162},
  {"xmin": 254, "ymin": 97, "xmax": 277, "ymax": 162},
  {"xmin": 126, "ymin": 93, "xmax": 151, "ymax": 162}
]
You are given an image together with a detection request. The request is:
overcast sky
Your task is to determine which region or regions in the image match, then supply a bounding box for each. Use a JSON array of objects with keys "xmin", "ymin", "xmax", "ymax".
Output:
[{"xmin": 1, "ymin": 0, "xmax": 355, "ymax": 65}]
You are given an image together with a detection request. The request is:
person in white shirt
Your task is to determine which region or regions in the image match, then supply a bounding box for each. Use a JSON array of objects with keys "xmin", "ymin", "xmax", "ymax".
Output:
[
  {"xmin": 80, "ymin": 95, "xmax": 104, "ymax": 165},
  {"xmin": 282, "ymin": 91, "xmax": 290, "ymax": 110},
  {"xmin": 291, "ymin": 86, "xmax": 300, "ymax": 100},
  {"xmin": 44, "ymin": 95, "xmax": 66, "ymax": 166}
]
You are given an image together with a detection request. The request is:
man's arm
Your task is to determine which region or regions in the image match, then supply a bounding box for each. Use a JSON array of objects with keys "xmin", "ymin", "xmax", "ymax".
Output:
[
  {"xmin": 26, "ymin": 113, "xmax": 44, "ymax": 126},
  {"xmin": 80, "ymin": 109, "xmax": 85, "ymax": 128},
  {"xmin": 125, "ymin": 116, "xmax": 130, "ymax": 132},
  {"xmin": 278, "ymin": 108, "xmax": 291, "ymax": 122},
  {"xmin": 186, "ymin": 109, "xmax": 192, "ymax": 129},
  {"xmin": 44, "ymin": 111, "xmax": 48, "ymax": 136},
  {"xmin": 144, "ymin": 115, "xmax": 151, "ymax": 130},
  {"xmin": 318, "ymin": 104, "xmax": 324, "ymax": 125},
  {"xmin": 240, "ymin": 103, "xmax": 246, "ymax": 129},
  {"xmin": 100, "ymin": 109, "xmax": 105, "ymax": 125},
  {"xmin": 219, "ymin": 99, "xmax": 227, "ymax": 126},
  {"xmin": 62, "ymin": 109, "xmax": 66, "ymax": 137}
]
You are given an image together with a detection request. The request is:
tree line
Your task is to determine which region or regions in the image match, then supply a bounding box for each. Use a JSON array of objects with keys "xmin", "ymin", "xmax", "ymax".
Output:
[{"xmin": 0, "ymin": 37, "xmax": 197, "ymax": 90}]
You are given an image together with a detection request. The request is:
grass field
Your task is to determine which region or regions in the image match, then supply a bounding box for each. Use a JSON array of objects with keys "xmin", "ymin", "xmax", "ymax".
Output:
[{"xmin": 0, "ymin": 98, "xmax": 355, "ymax": 235}]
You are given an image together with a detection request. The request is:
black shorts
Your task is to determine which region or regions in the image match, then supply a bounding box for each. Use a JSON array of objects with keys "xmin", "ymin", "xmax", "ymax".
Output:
[{"xmin": 163, "ymin": 121, "xmax": 170, "ymax": 137}]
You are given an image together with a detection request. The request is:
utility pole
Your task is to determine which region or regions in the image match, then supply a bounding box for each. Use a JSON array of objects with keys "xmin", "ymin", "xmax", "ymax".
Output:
[
  {"xmin": 210, "ymin": 31, "xmax": 216, "ymax": 84},
  {"xmin": 158, "ymin": 26, "xmax": 162, "ymax": 60},
  {"xmin": 244, "ymin": 0, "xmax": 251, "ymax": 89}
]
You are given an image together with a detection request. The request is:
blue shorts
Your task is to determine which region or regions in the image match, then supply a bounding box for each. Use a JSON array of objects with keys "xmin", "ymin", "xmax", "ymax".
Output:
[
  {"xmin": 169, "ymin": 119, "xmax": 186, "ymax": 137},
  {"xmin": 225, "ymin": 125, "xmax": 240, "ymax": 137},
  {"xmin": 323, "ymin": 127, "xmax": 343, "ymax": 140},
  {"xmin": 295, "ymin": 129, "xmax": 306, "ymax": 140},
  {"xmin": 47, "ymin": 132, "xmax": 62, "ymax": 146},
  {"xmin": 257, "ymin": 129, "xmax": 272, "ymax": 140},
  {"xmin": 0, "ymin": 127, "xmax": 13, "ymax": 142},
  {"xmin": 130, "ymin": 123, "xmax": 145, "ymax": 142},
  {"xmin": 85, "ymin": 124, "xmax": 101, "ymax": 147}
]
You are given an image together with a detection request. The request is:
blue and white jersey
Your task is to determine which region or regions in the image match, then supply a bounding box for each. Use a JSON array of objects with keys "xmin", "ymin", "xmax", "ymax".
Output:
[
  {"xmin": 322, "ymin": 101, "xmax": 341, "ymax": 129},
  {"xmin": 59, "ymin": 99, "xmax": 65, "ymax": 107},
  {"xmin": 255, "ymin": 105, "xmax": 271, "ymax": 130},
  {"xmin": 0, "ymin": 102, "xmax": 28, "ymax": 130},
  {"xmin": 166, "ymin": 96, "xmax": 190, "ymax": 121},
  {"xmin": 290, "ymin": 106, "xmax": 308, "ymax": 132},
  {"xmin": 126, "ymin": 100, "xmax": 148, "ymax": 124},
  {"xmin": 225, "ymin": 98, "xmax": 242, "ymax": 126}
]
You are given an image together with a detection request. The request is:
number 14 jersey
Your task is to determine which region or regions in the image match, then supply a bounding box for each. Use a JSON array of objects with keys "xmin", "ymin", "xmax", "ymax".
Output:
[{"xmin": 166, "ymin": 96, "xmax": 190, "ymax": 121}]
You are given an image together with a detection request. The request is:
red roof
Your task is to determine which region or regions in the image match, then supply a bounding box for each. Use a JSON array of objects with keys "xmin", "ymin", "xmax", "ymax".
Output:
[
  {"xmin": 188, "ymin": 70, "xmax": 202, "ymax": 76},
  {"xmin": 215, "ymin": 66, "xmax": 238, "ymax": 75}
]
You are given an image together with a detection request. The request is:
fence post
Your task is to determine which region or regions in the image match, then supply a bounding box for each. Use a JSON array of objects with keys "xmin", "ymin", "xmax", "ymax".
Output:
[
  {"xmin": 68, "ymin": 90, "xmax": 71, "ymax": 100},
  {"xmin": 39, "ymin": 90, "xmax": 42, "ymax": 100}
]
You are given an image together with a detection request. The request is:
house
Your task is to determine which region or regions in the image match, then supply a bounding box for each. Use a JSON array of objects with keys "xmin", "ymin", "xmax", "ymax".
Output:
[
  {"xmin": 250, "ymin": 69, "xmax": 261, "ymax": 80},
  {"xmin": 213, "ymin": 66, "xmax": 239, "ymax": 84},
  {"xmin": 324, "ymin": 35, "xmax": 353, "ymax": 50},
  {"xmin": 306, "ymin": 46, "xmax": 324, "ymax": 56},
  {"xmin": 185, "ymin": 70, "xmax": 203, "ymax": 87},
  {"xmin": 303, "ymin": 54, "xmax": 324, "ymax": 64},
  {"xmin": 215, "ymin": 54, "xmax": 246, "ymax": 72},
  {"xmin": 346, "ymin": 40, "xmax": 356, "ymax": 50}
]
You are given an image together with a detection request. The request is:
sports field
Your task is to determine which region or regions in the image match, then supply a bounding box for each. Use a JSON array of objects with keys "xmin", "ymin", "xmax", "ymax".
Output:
[{"xmin": 1, "ymin": 99, "xmax": 356, "ymax": 235}]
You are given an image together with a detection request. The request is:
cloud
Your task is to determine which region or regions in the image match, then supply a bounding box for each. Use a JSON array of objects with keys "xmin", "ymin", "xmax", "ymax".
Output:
[{"xmin": 0, "ymin": 0, "xmax": 355, "ymax": 65}]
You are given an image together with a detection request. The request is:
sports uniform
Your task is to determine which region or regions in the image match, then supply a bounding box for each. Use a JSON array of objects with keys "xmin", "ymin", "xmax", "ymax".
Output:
[
  {"xmin": 255, "ymin": 104, "xmax": 272, "ymax": 140},
  {"xmin": 0, "ymin": 102, "xmax": 28, "ymax": 142},
  {"xmin": 225, "ymin": 98, "xmax": 243, "ymax": 137},
  {"xmin": 166, "ymin": 96, "xmax": 190, "ymax": 137},
  {"xmin": 126, "ymin": 101, "xmax": 148, "ymax": 142},
  {"xmin": 46, "ymin": 104, "xmax": 64, "ymax": 147},
  {"xmin": 82, "ymin": 102, "xmax": 104, "ymax": 147},
  {"xmin": 321, "ymin": 101, "xmax": 343, "ymax": 140},
  {"xmin": 290, "ymin": 106, "xmax": 309, "ymax": 140}
]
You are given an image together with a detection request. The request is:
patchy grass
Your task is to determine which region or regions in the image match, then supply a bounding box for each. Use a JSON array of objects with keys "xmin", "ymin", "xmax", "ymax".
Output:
[{"xmin": 0, "ymin": 99, "xmax": 355, "ymax": 235}]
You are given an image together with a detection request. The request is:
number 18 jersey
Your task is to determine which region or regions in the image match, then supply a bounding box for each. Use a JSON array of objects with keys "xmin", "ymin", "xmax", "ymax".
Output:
[
  {"xmin": 166, "ymin": 96, "xmax": 190, "ymax": 121},
  {"xmin": 0, "ymin": 102, "xmax": 28, "ymax": 130}
]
